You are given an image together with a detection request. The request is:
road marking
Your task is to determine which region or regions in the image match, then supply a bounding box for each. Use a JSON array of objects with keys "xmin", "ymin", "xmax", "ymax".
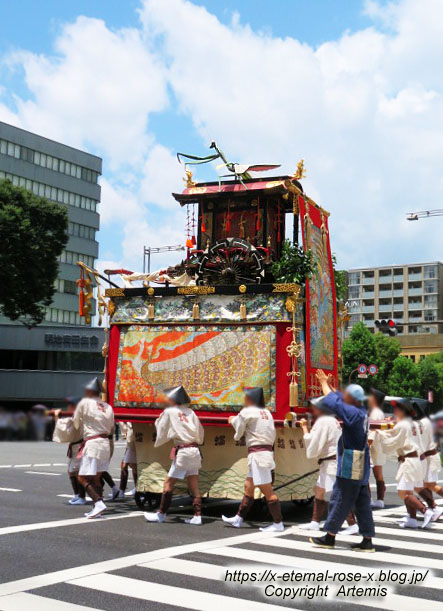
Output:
[
  {"xmin": 139, "ymin": 557, "xmax": 225, "ymax": 579},
  {"xmin": 33, "ymin": 463, "xmax": 51, "ymax": 467},
  {"xmin": 53, "ymin": 463, "xmax": 67, "ymax": 467},
  {"xmin": 0, "ymin": 592, "xmax": 100, "ymax": 610},
  {"xmin": 204, "ymin": 547, "xmax": 442, "ymax": 609},
  {"xmin": 141, "ymin": 554, "xmax": 443, "ymax": 594},
  {"xmin": 291, "ymin": 527, "xmax": 443, "ymax": 552},
  {"xmin": 69, "ymin": 573, "xmax": 290, "ymax": 610},
  {"xmin": 0, "ymin": 465, "xmax": 12, "ymax": 468},
  {"xmin": 24, "ymin": 471, "xmax": 61, "ymax": 476},
  {"xmin": 0, "ymin": 511, "xmax": 142, "ymax": 537},
  {"xmin": 371, "ymin": 524, "xmax": 443, "ymax": 540},
  {"xmin": 57, "ymin": 495, "xmax": 93, "ymax": 502},
  {"xmin": 13, "ymin": 464, "xmax": 31, "ymax": 468},
  {"xmin": 0, "ymin": 530, "xmax": 288, "ymax": 596},
  {"xmin": 0, "ymin": 488, "xmax": 22, "ymax": 493},
  {"xmin": 259, "ymin": 535, "xmax": 443, "ymax": 571},
  {"xmin": 376, "ymin": 516, "xmax": 443, "ymax": 530}
]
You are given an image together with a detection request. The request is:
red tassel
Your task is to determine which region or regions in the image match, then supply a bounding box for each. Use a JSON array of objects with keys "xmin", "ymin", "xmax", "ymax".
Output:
[
  {"xmin": 191, "ymin": 235, "xmax": 196, "ymax": 246},
  {"xmin": 201, "ymin": 216, "xmax": 207, "ymax": 233}
]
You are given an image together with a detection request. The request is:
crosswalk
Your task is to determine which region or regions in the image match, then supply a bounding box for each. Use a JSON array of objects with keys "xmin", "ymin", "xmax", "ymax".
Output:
[{"xmin": 0, "ymin": 502, "xmax": 442, "ymax": 611}]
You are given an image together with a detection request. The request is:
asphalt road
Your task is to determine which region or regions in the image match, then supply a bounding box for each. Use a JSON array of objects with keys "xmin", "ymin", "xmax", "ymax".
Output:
[{"xmin": 0, "ymin": 442, "xmax": 442, "ymax": 611}]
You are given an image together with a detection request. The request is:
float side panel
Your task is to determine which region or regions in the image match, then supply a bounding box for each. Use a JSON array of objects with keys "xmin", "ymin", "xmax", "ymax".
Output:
[{"xmin": 134, "ymin": 423, "xmax": 316, "ymax": 501}]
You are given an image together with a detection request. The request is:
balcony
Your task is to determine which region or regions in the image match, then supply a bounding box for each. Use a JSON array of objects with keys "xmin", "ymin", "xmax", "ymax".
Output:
[
  {"xmin": 378, "ymin": 274, "xmax": 393, "ymax": 282},
  {"xmin": 408, "ymin": 315, "xmax": 423, "ymax": 322},
  {"xmin": 378, "ymin": 290, "xmax": 392, "ymax": 298},
  {"xmin": 362, "ymin": 292, "xmax": 374, "ymax": 299},
  {"xmin": 408, "ymin": 273, "xmax": 423, "ymax": 281},
  {"xmin": 392, "ymin": 290, "xmax": 404, "ymax": 297},
  {"xmin": 408, "ymin": 288, "xmax": 423, "ymax": 296},
  {"xmin": 364, "ymin": 320, "xmax": 375, "ymax": 327},
  {"xmin": 362, "ymin": 306, "xmax": 375, "ymax": 312},
  {"xmin": 362, "ymin": 277, "xmax": 375, "ymax": 285},
  {"xmin": 408, "ymin": 302, "xmax": 422, "ymax": 310}
]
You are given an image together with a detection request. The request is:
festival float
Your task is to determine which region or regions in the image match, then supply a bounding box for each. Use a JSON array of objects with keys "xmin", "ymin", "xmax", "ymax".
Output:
[{"xmin": 77, "ymin": 143, "xmax": 343, "ymax": 509}]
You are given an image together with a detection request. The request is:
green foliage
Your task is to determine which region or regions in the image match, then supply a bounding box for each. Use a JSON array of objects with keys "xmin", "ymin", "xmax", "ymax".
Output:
[
  {"xmin": 373, "ymin": 333, "xmax": 402, "ymax": 393},
  {"xmin": 331, "ymin": 253, "xmax": 347, "ymax": 303},
  {"xmin": 0, "ymin": 179, "xmax": 68, "ymax": 326},
  {"xmin": 417, "ymin": 356, "xmax": 443, "ymax": 405},
  {"xmin": 388, "ymin": 356, "xmax": 422, "ymax": 397},
  {"xmin": 271, "ymin": 240, "xmax": 315, "ymax": 285},
  {"xmin": 342, "ymin": 322, "xmax": 377, "ymax": 389}
]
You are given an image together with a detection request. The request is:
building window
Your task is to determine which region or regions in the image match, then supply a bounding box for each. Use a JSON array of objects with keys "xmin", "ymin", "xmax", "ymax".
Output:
[
  {"xmin": 424, "ymin": 265, "xmax": 437, "ymax": 279},
  {"xmin": 0, "ymin": 137, "xmax": 99, "ymax": 183},
  {"xmin": 348, "ymin": 272, "xmax": 360, "ymax": 285},
  {"xmin": 0, "ymin": 171, "xmax": 98, "ymax": 213}
]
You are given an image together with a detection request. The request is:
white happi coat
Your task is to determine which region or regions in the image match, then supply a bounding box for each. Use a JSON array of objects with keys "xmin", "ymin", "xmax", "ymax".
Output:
[
  {"xmin": 53, "ymin": 416, "xmax": 83, "ymax": 471},
  {"xmin": 231, "ymin": 406, "xmax": 276, "ymax": 472},
  {"xmin": 155, "ymin": 406, "xmax": 204, "ymax": 472},
  {"xmin": 376, "ymin": 417, "xmax": 422, "ymax": 484},
  {"xmin": 303, "ymin": 415, "xmax": 340, "ymax": 477},
  {"xmin": 121, "ymin": 422, "xmax": 136, "ymax": 452},
  {"xmin": 72, "ymin": 398, "xmax": 114, "ymax": 461},
  {"xmin": 410, "ymin": 419, "xmax": 427, "ymax": 479},
  {"xmin": 420, "ymin": 417, "xmax": 441, "ymax": 478},
  {"xmin": 368, "ymin": 406, "xmax": 387, "ymax": 467}
]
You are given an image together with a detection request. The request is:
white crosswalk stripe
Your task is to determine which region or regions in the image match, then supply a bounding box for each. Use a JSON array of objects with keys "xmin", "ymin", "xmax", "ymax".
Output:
[{"xmin": 0, "ymin": 516, "xmax": 442, "ymax": 610}]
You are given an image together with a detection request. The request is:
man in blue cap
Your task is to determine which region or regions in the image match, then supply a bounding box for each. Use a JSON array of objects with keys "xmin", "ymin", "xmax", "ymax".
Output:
[{"xmin": 310, "ymin": 371, "xmax": 375, "ymax": 552}]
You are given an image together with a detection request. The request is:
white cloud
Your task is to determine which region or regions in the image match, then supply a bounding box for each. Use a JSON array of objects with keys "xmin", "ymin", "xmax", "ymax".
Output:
[
  {"xmin": 138, "ymin": 0, "xmax": 443, "ymax": 268},
  {"xmin": 5, "ymin": 16, "xmax": 168, "ymax": 170},
  {"xmin": 1, "ymin": 0, "xmax": 443, "ymax": 272}
]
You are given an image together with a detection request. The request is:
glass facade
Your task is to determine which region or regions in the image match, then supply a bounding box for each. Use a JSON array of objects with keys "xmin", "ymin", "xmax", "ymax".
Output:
[{"xmin": 0, "ymin": 137, "xmax": 99, "ymax": 183}]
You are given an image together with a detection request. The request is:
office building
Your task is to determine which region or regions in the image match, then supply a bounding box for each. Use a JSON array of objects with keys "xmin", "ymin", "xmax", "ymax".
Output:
[
  {"xmin": 346, "ymin": 261, "xmax": 443, "ymax": 360},
  {"xmin": 0, "ymin": 120, "xmax": 101, "ymax": 326},
  {"xmin": 0, "ymin": 122, "xmax": 104, "ymax": 407}
]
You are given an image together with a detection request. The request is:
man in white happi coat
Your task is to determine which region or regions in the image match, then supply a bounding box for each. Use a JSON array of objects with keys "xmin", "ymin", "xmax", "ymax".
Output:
[
  {"xmin": 144, "ymin": 386, "xmax": 204, "ymax": 525},
  {"xmin": 299, "ymin": 397, "xmax": 341, "ymax": 530},
  {"xmin": 73, "ymin": 377, "xmax": 115, "ymax": 519},
  {"xmin": 222, "ymin": 387, "xmax": 284, "ymax": 532},
  {"xmin": 410, "ymin": 399, "xmax": 443, "ymax": 522},
  {"xmin": 367, "ymin": 388, "xmax": 387, "ymax": 508},
  {"xmin": 375, "ymin": 399, "xmax": 433, "ymax": 529},
  {"xmin": 111, "ymin": 422, "xmax": 137, "ymax": 499}
]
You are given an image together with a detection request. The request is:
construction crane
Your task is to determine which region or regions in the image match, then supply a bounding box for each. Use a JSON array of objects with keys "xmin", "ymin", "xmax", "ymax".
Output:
[{"xmin": 406, "ymin": 209, "xmax": 443, "ymax": 221}]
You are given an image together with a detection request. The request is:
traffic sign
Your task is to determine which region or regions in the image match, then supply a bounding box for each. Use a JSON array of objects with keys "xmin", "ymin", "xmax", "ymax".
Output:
[
  {"xmin": 368, "ymin": 364, "xmax": 378, "ymax": 376},
  {"xmin": 358, "ymin": 364, "xmax": 367, "ymax": 375}
]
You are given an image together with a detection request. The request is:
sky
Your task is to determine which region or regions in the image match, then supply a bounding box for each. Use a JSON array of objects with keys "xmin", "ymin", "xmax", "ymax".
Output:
[{"xmin": 0, "ymin": 0, "xmax": 442, "ymax": 274}]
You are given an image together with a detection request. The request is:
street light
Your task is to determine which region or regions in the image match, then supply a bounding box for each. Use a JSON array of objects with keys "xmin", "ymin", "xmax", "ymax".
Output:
[
  {"xmin": 406, "ymin": 209, "xmax": 443, "ymax": 221},
  {"xmin": 143, "ymin": 244, "xmax": 185, "ymax": 274}
]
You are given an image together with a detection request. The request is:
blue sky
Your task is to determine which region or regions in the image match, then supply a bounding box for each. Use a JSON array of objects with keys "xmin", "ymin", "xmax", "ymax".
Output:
[{"xmin": 0, "ymin": 0, "xmax": 441, "ymax": 274}]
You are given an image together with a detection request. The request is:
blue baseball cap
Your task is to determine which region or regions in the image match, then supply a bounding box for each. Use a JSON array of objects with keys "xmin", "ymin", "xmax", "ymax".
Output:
[{"xmin": 346, "ymin": 384, "xmax": 366, "ymax": 403}]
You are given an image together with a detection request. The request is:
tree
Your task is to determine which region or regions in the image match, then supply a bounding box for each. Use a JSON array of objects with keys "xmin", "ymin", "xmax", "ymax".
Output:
[
  {"xmin": 388, "ymin": 356, "xmax": 421, "ymax": 396},
  {"xmin": 271, "ymin": 240, "xmax": 315, "ymax": 285},
  {"xmin": 331, "ymin": 253, "xmax": 347, "ymax": 303},
  {"xmin": 417, "ymin": 353, "xmax": 443, "ymax": 405},
  {"xmin": 0, "ymin": 179, "xmax": 68, "ymax": 326},
  {"xmin": 373, "ymin": 333, "xmax": 402, "ymax": 393},
  {"xmin": 342, "ymin": 322, "xmax": 376, "ymax": 389}
]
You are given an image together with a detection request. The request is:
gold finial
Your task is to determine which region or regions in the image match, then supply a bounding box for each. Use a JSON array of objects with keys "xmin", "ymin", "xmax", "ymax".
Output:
[
  {"xmin": 183, "ymin": 169, "xmax": 196, "ymax": 188},
  {"xmin": 206, "ymin": 238, "xmax": 210, "ymax": 249},
  {"xmin": 293, "ymin": 159, "xmax": 306, "ymax": 181},
  {"xmin": 267, "ymin": 235, "xmax": 271, "ymax": 248}
]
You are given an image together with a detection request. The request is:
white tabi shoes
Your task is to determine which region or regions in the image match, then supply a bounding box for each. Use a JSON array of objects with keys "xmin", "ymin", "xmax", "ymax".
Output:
[
  {"xmin": 144, "ymin": 512, "xmax": 166, "ymax": 523},
  {"xmin": 299, "ymin": 521, "xmax": 320, "ymax": 531},
  {"xmin": 371, "ymin": 499, "xmax": 385, "ymax": 509},
  {"xmin": 398, "ymin": 516, "xmax": 418, "ymax": 529},
  {"xmin": 341, "ymin": 524, "xmax": 359, "ymax": 535},
  {"xmin": 70, "ymin": 497, "xmax": 87, "ymax": 505},
  {"xmin": 432, "ymin": 507, "xmax": 443, "ymax": 522},
  {"xmin": 84, "ymin": 500, "xmax": 107, "ymax": 519},
  {"xmin": 185, "ymin": 516, "xmax": 202, "ymax": 525},
  {"xmin": 222, "ymin": 514, "xmax": 243, "ymax": 528},
  {"xmin": 422, "ymin": 508, "xmax": 434, "ymax": 529},
  {"xmin": 260, "ymin": 522, "xmax": 285, "ymax": 532}
]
